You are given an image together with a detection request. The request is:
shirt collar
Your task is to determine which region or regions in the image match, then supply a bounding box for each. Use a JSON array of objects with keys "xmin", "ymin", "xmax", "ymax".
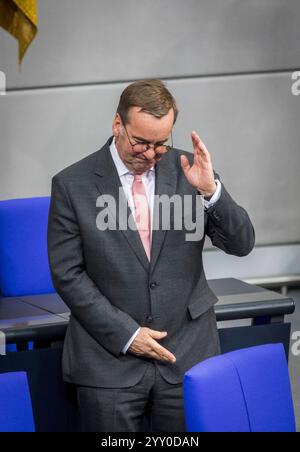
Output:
[{"xmin": 109, "ymin": 138, "xmax": 155, "ymax": 178}]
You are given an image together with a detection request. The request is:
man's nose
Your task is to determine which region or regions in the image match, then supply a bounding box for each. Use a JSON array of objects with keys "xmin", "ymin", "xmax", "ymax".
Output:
[{"xmin": 143, "ymin": 147, "xmax": 156, "ymax": 160}]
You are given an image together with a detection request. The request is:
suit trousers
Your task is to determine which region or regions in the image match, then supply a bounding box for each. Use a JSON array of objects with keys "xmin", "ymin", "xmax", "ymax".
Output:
[{"xmin": 77, "ymin": 362, "xmax": 186, "ymax": 432}]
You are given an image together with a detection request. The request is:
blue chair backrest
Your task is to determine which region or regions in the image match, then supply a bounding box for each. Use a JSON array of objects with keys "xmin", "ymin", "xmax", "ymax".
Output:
[
  {"xmin": 184, "ymin": 344, "xmax": 296, "ymax": 432},
  {"xmin": 0, "ymin": 372, "xmax": 35, "ymax": 432},
  {"xmin": 0, "ymin": 197, "xmax": 55, "ymax": 297}
]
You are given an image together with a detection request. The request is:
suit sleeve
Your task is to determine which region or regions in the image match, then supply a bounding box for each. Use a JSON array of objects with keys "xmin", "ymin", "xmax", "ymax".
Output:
[
  {"xmin": 47, "ymin": 175, "xmax": 140, "ymax": 357},
  {"xmin": 205, "ymin": 174, "xmax": 255, "ymax": 256}
]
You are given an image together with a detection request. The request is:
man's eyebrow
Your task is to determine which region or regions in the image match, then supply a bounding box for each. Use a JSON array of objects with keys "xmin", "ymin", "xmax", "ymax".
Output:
[{"xmin": 132, "ymin": 135, "xmax": 169, "ymax": 144}]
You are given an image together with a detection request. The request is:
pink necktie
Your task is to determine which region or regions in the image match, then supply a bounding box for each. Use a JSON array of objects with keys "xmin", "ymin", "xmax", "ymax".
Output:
[{"xmin": 132, "ymin": 174, "xmax": 151, "ymax": 261}]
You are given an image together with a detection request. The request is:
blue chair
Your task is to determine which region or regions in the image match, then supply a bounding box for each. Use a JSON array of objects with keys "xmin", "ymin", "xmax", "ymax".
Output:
[
  {"xmin": 0, "ymin": 372, "xmax": 35, "ymax": 432},
  {"xmin": 0, "ymin": 197, "xmax": 55, "ymax": 297},
  {"xmin": 184, "ymin": 344, "xmax": 296, "ymax": 432},
  {"xmin": 0, "ymin": 197, "xmax": 55, "ymax": 352}
]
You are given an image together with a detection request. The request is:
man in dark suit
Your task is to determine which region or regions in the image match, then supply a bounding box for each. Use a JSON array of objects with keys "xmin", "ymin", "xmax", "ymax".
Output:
[{"xmin": 47, "ymin": 79, "xmax": 255, "ymax": 432}]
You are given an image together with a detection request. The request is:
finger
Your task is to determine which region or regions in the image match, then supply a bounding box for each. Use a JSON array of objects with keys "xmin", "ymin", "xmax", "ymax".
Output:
[
  {"xmin": 191, "ymin": 131, "xmax": 202, "ymax": 151},
  {"xmin": 192, "ymin": 134, "xmax": 205, "ymax": 165},
  {"xmin": 148, "ymin": 330, "xmax": 168, "ymax": 340},
  {"xmin": 194, "ymin": 149, "xmax": 202, "ymax": 167},
  {"xmin": 150, "ymin": 350, "xmax": 164, "ymax": 362},
  {"xmin": 150, "ymin": 340, "xmax": 176, "ymax": 363},
  {"xmin": 192, "ymin": 131, "xmax": 209, "ymax": 156},
  {"xmin": 152, "ymin": 349, "xmax": 176, "ymax": 363},
  {"xmin": 180, "ymin": 155, "xmax": 190, "ymax": 174}
]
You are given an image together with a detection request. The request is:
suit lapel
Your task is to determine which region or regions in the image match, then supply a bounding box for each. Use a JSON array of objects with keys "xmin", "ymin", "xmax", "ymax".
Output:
[{"xmin": 94, "ymin": 140, "xmax": 150, "ymax": 272}]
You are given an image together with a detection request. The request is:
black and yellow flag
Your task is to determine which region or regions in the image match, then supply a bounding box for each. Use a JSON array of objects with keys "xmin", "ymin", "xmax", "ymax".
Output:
[{"xmin": 0, "ymin": 0, "xmax": 38, "ymax": 64}]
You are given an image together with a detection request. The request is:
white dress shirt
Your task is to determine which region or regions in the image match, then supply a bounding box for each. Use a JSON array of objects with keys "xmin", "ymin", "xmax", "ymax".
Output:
[{"xmin": 109, "ymin": 138, "xmax": 221, "ymax": 354}]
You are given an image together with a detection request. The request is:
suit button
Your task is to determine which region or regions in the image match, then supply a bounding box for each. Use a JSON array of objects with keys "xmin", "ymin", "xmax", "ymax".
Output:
[
  {"xmin": 150, "ymin": 282, "xmax": 158, "ymax": 290},
  {"xmin": 146, "ymin": 316, "xmax": 154, "ymax": 324}
]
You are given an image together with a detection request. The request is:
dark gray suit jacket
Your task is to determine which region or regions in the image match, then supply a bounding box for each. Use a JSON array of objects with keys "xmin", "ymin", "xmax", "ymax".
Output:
[{"xmin": 47, "ymin": 137, "xmax": 255, "ymax": 388}]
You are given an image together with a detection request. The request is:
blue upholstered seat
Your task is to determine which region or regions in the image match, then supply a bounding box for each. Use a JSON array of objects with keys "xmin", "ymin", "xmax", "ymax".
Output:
[
  {"xmin": 0, "ymin": 197, "xmax": 55, "ymax": 297},
  {"xmin": 0, "ymin": 372, "xmax": 35, "ymax": 432},
  {"xmin": 184, "ymin": 344, "xmax": 296, "ymax": 432}
]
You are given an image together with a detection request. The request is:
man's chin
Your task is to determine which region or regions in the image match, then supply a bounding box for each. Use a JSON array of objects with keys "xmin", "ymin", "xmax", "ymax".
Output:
[
  {"xmin": 137, "ymin": 157, "xmax": 162, "ymax": 169},
  {"xmin": 133, "ymin": 161, "xmax": 155, "ymax": 173}
]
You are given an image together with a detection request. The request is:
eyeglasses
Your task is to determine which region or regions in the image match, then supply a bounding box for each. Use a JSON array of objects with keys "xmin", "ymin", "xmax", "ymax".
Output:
[{"xmin": 120, "ymin": 116, "xmax": 173, "ymax": 155}]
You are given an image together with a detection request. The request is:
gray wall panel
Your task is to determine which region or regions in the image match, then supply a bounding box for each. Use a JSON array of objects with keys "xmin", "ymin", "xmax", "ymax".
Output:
[
  {"xmin": 1, "ymin": 0, "xmax": 300, "ymax": 89},
  {"xmin": 203, "ymin": 244, "xmax": 300, "ymax": 280},
  {"xmin": 0, "ymin": 73, "xmax": 299, "ymax": 245},
  {"xmin": 169, "ymin": 73, "xmax": 300, "ymax": 242},
  {"xmin": 0, "ymin": 84, "xmax": 120, "ymax": 199},
  {"xmin": 169, "ymin": 73, "xmax": 300, "ymax": 246}
]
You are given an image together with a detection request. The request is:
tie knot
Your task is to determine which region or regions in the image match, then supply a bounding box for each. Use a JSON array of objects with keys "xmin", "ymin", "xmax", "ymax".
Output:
[{"xmin": 134, "ymin": 174, "xmax": 143, "ymax": 182}]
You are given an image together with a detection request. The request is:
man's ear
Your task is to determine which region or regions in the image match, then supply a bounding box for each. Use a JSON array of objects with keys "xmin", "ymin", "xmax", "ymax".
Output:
[{"xmin": 112, "ymin": 113, "xmax": 123, "ymax": 138}]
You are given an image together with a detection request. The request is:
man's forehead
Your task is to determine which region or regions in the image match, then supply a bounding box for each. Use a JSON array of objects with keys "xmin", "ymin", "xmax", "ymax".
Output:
[
  {"xmin": 127, "ymin": 107, "xmax": 156, "ymax": 123},
  {"xmin": 127, "ymin": 108, "xmax": 174, "ymax": 138}
]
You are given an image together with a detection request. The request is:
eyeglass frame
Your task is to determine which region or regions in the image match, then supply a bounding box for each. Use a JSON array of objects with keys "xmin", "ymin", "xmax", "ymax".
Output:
[{"xmin": 119, "ymin": 114, "xmax": 174, "ymax": 155}]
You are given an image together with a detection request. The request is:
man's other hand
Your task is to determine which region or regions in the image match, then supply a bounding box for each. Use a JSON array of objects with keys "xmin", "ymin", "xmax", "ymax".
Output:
[
  {"xmin": 128, "ymin": 327, "xmax": 176, "ymax": 364},
  {"xmin": 181, "ymin": 131, "xmax": 217, "ymax": 197}
]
